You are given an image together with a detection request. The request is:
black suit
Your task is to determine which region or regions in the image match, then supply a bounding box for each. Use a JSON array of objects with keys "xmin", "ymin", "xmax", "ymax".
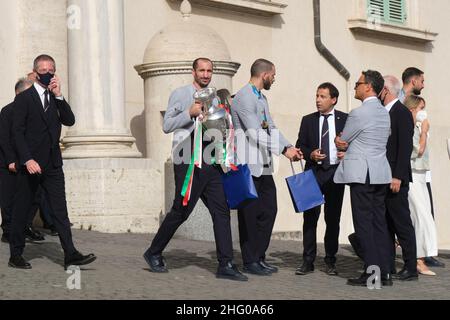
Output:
[
  {"xmin": 296, "ymin": 110, "xmax": 347, "ymax": 264},
  {"xmin": 0, "ymin": 103, "xmax": 52, "ymax": 235},
  {"xmin": 385, "ymin": 100, "xmax": 417, "ymax": 273},
  {"xmin": 9, "ymin": 85, "xmax": 76, "ymax": 258},
  {"xmin": 0, "ymin": 103, "xmax": 19, "ymax": 236}
]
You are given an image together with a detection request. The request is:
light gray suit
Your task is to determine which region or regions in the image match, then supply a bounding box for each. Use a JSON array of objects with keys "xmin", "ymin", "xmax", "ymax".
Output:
[
  {"xmin": 334, "ymin": 97, "xmax": 392, "ymax": 185},
  {"xmin": 230, "ymin": 83, "xmax": 292, "ymax": 265},
  {"xmin": 333, "ymin": 96, "xmax": 392, "ymax": 274},
  {"xmin": 231, "ymin": 84, "xmax": 291, "ymax": 177}
]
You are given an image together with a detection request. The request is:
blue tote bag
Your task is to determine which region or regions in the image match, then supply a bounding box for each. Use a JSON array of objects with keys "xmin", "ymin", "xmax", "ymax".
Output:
[
  {"xmin": 285, "ymin": 161, "xmax": 324, "ymax": 213},
  {"xmin": 221, "ymin": 164, "xmax": 258, "ymax": 209}
]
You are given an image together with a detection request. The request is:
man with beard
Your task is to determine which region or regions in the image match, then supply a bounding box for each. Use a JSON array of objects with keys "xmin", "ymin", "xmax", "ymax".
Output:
[
  {"xmin": 399, "ymin": 67, "xmax": 425, "ymax": 103},
  {"xmin": 399, "ymin": 68, "xmax": 445, "ymax": 268},
  {"xmin": 231, "ymin": 59, "xmax": 302, "ymax": 276},
  {"xmin": 143, "ymin": 58, "xmax": 247, "ymax": 282}
]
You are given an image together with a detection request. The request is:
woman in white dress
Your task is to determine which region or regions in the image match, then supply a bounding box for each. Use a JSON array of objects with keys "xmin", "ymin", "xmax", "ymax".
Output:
[{"xmin": 403, "ymin": 95, "xmax": 438, "ymax": 276}]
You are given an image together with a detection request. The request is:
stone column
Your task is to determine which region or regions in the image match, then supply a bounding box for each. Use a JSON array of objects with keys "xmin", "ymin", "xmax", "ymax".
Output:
[
  {"xmin": 61, "ymin": 0, "xmax": 161, "ymax": 234},
  {"xmin": 63, "ymin": 0, "xmax": 141, "ymax": 158}
]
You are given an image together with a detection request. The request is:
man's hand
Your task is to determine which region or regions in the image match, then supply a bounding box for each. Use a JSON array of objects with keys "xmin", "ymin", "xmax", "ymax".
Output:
[
  {"xmin": 8, "ymin": 163, "xmax": 17, "ymax": 173},
  {"xmin": 310, "ymin": 148, "xmax": 326, "ymax": 162},
  {"xmin": 189, "ymin": 101, "xmax": 203, "ymax": 118},
  {"xmin": 284, "ymin": 147, "xmax": 303, "ymax": 162},
  {"xmin": 48, "ymin": 74, "xmax": 62, "ymax": 97},
  {"xmin": 390, "ymin": 178, "xmax": 402, "ymax": 194},
  {"xmin": 25, "ymin": 160, "xmax": 42, "ymax": 175},
  {"xmin": 335, "ymin": 135, "xmax": 348, "ymax": 151},
  {"xmin": 337, "ymin": 151, "xmax": 346, "ymax": 160}
]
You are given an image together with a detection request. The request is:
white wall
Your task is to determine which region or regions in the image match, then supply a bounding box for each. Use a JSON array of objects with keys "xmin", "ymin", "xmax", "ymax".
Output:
[{"xmin": 123, "ymin": 0, "xmax": 450, "ymax": 248}]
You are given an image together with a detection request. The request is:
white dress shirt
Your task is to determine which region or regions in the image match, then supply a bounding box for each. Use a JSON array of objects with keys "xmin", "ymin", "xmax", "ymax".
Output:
[
  {"xmin": 385, "ymin": 98, "xmax": 398, "ymax": 113},
  {"xmin": 33, "ymin": 82, "xmax": 63, "ymax": 109},
  {"xmin": 319, "ymin": 108, "xmax": 338, "ymax": 165}
]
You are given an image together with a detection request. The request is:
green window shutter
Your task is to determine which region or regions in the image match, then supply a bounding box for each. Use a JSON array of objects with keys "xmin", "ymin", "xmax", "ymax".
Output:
[{"xmin": 367, "ymin": 0, "xmax": 406, "ymax": 25}]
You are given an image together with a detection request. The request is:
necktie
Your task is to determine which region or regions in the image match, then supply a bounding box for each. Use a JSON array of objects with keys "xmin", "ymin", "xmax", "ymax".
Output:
[
  {"xmin": 321, "ymin": 114, "xmax": 331, "ymax": 169},
  {"xmin": 44, "ymin": 90, "xmax": 50, "ymax": 112}
]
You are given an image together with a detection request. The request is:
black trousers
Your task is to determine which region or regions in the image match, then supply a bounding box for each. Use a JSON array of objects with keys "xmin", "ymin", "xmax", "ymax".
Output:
[
  {"xmin": 9, "ymin": 166, "xmax": 76, "ymax": 257},
  {"xmin": 238, "ymin": 174, "xmax": 277, "ymax": 265},
  {"xmin": 385, "ymin": 185, "xmax": 417, "ymax": 273},
  {"xmin": 148, "ymin": 163, "xmax": 233, "ymax": 266},
  {"xmin": 1, "ymin": 169, "xmax": 55, "ymax": 235},
  {"xmin": 350, "ymin": 179, "xmax": 391, "ymax": 274},
  {"xmin": 0, "ymin": 168, "xmax": 18, "ymax": 235},
  {"xmin": 28, "ymin": 186, "xmax": 54, "ymax": 228},
  {"xmin": 303, "ymin": 166, "xmax": 344, "ymax": 264}
]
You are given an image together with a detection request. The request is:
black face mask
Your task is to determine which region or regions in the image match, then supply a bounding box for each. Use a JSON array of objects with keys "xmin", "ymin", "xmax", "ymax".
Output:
[{"xmin": 37, "ymin": 72, "xmax": 53, "ymax": 87}]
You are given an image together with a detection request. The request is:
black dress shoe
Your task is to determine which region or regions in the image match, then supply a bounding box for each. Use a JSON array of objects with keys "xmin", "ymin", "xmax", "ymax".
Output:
[
  {"xmin": 424, "ymin": 257, "xmax": 445, "ymax": 268},
  {"xmin": 216, "ymin": 262, "xmax": 248, "ymax": 281},
  {"xmin": 25, "ymin": 227, "xmax": 45, "ymax": 242},
  {"xmin": 243, "ymin": 262, "xmax": 272, "ymax": 276},
  {"xmin": 259, "ymin": 260, "xmax": 278, "ymax": 273},
  {"xmin": 143, "ymin": 250, "xmax": 168, "ymax": 273},
  {"xmin": 393, "ymin": 268, "xmax": 418, "ymax": 281},
  {"xmin": 8, "ymin": 256, "xmax": 32, "ymax": 269},
  {"xmin": 1, "ymin": 233, "xmax": 9, "ymax": 243},
  {"xmin": 381, "ymin": 273, "xmax": 393, "ymax": 286},
  {"xmin": 64, "ymin": 251, "xmax": 96, "ymax": 270},
  {"xmin": 295, "ymin": 262, "xmax": 314, "ymax": 275},
  {"xmin": 325, "ymin": 263, "xmax": 338, "ymax": 276},
  {"xmin": 347, "ymin": 273, "xmax": 371, "ymax": 286}
]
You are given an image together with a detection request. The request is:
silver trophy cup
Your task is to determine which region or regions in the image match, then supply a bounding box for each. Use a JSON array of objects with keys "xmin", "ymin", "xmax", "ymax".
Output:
[{"xmin": 193, "ymin": 87, "xmax": 231, "ymax": 141}]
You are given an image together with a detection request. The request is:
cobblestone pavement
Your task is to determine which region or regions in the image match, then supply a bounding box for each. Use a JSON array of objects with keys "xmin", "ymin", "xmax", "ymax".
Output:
[{"xmin": 1, "ymin": 229, "xmax": 449, "ymax": 300}]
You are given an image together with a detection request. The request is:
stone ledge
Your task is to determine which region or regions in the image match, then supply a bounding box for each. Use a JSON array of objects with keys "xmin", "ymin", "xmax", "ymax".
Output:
[
  {"xmin": 135, "ymin": 60, "xmax": 240, "ymax": 79},
  {"xmin": 169, "ymin": 0, "xmax": 287, "ymax": 16},
  {"xmin": 64, "ymin": 158, "xmax": 162, "ymax": 234},
  {"xmin": 348, "ymin": 18, "xmax": 438, "ymax": 43}
]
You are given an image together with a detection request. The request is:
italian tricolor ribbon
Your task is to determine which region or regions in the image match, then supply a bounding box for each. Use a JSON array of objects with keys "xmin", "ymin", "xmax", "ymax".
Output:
[
  {"xmin": 180, "ymin": 104, "xmax": 238, "ymax": 207},
  {"xmin": 181, "ymin": 117, "xmax": 203, "ymax": 206}
]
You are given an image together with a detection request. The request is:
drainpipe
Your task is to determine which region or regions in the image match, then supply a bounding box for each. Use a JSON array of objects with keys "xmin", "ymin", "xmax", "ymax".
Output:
[{"xmin": 313, "ymin": 0, "xmax": 352, "ymax": 112}]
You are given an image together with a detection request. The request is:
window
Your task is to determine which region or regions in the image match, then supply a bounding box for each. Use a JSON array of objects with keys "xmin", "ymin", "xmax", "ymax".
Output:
[
  {"xmin": 367, "ymin": 0, "xmax": 406, "ymax": 25},
  {"xmin": 348, "ymin": 0, "xmax": 437, "ymax": 43}
]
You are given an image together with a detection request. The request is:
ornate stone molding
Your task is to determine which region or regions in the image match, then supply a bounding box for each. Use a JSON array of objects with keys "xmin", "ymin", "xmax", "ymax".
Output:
[
  {"xmin": 168, "ymin": 0, "xmax": 287, "ymax": 16},
  {"xmin": 62, "ymin": 134, "xmax": 142, "ymax": 159},
  {"xmin": 135, "ymin": 60, "xmax": 241, "ymax": 79}
]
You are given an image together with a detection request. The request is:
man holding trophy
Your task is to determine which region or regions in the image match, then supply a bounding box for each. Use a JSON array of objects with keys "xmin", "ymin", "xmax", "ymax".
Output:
[{"xmin": 143, "ymin": 58, "xmax": 248, "ymax": 282}]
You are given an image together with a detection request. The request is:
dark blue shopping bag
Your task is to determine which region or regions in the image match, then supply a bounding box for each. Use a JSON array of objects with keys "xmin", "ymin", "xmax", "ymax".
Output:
[
  {"xmin": 285, "ymin": 161, "xmax": 324, "ymax": 213},
  {"xmin": 221, "ymin": 164, "xmax": 258, "ymax": 209}
]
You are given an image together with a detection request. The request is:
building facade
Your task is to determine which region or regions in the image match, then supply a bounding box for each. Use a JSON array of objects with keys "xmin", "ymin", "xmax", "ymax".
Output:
[{"xmin": 0, "ymin": 0, "xmax": 449, "ymax": 248}]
